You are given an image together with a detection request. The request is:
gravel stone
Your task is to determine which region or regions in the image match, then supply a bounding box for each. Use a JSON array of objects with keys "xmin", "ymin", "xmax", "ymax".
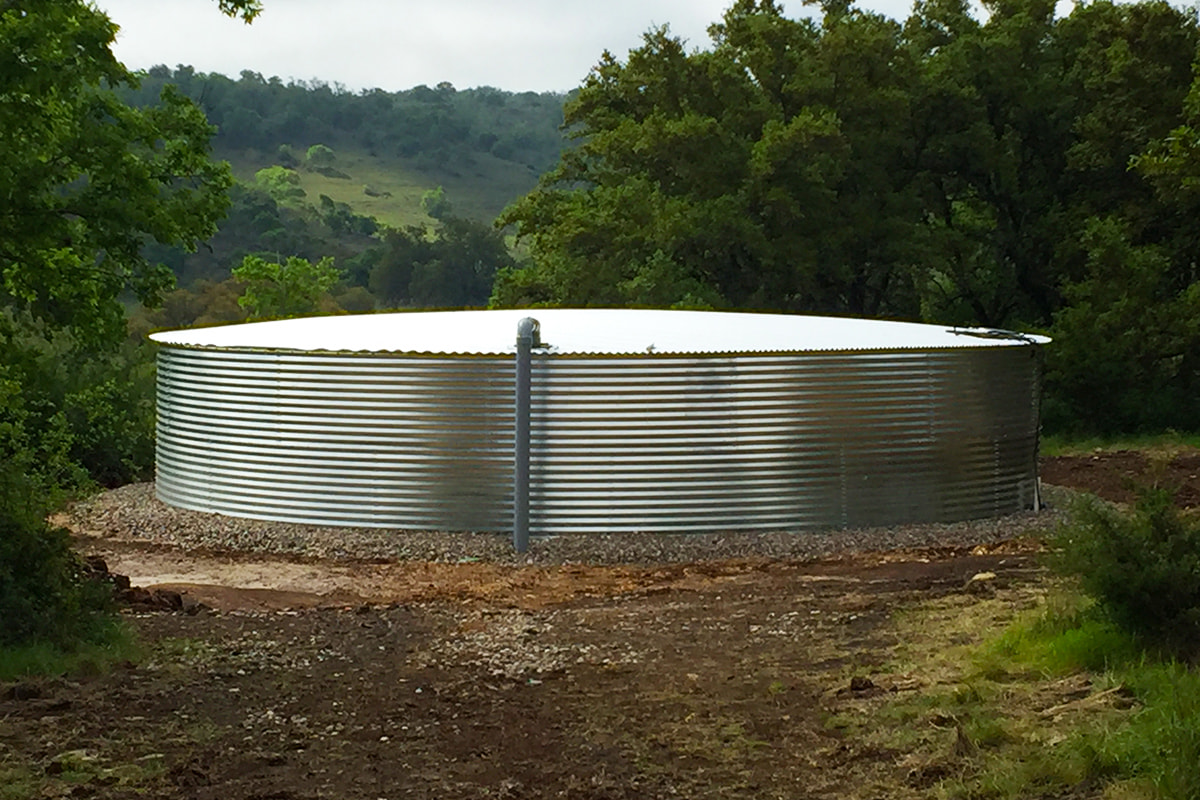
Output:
[{"xmin": 65, "ymin": 482, "xmax": 1071, "ymax": 566}]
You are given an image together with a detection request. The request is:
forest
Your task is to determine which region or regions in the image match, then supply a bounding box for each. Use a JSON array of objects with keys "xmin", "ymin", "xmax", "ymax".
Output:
[
  {"xmin": 122, "ymin": 67, "xmax": 568, "ymax": 173},
  {"xmin": 495, "ymin": 0, "xmax": 1200, "ymax": 438},
  {"xmin": 3, "ymin": 0, "xmax": 1200, "ymax": 643}
]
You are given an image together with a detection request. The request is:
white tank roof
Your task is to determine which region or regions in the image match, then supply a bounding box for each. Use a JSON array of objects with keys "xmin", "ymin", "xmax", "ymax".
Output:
[{"xmin": 148, "ymin": 308, "xmax": 1049, "ymax": 355}]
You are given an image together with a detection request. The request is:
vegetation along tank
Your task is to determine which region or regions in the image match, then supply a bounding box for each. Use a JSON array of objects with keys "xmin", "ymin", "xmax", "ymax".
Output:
[{"xmin": 150, "ymin": 309, "xmax": 1048, "ymax": 535}]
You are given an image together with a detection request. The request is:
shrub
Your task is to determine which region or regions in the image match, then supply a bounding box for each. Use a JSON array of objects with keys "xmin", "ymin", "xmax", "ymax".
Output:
[
  {"xmin": 1, "ymin": 311, "xmax": 157, "ymax": 490},
  {"xmin": 305, "ymin": 143, "xmax": 335, "ymax": 166},
  {"xmin": 1055, "ymin": 490, "xmax": 1200, "ymax": 656},
  {"xmin": 0, "ymin": 465, "xmax": 115, "ymax": 648},
  {"xmin": 420, "ymin": 185, "xmax": 452, "ymax": 220}
]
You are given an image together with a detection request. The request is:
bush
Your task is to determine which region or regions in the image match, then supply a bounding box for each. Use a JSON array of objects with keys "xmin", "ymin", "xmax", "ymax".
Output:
[
  {"xmin": 0, "ymin": 310, "xmax": 145, "ymax": 653},
  {"xmin": 1, "ymin": 311, "xmax": 158, "ymax": 491},
  {"xmin": 1055, "ymin": 490, "xmax": 1200, "ymax": 656},
  {"xmin": 305, "ymin": 143, "xmax": 335, "ymax": 166},
  {"xmin": 0, "ymin": 465, "xmax": 115, "ymax": 648}
]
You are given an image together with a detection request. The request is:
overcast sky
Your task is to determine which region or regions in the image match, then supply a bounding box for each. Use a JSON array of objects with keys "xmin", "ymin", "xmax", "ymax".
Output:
[{"xmin": 95, "ymin": 0, "xmax": 925, "ymax": 94}]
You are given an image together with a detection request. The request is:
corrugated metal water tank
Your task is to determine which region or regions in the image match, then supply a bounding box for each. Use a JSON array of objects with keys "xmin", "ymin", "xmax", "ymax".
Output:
[{"xmin": 150, "ymin": 309, "xmax": 1048, "ymax": 533}]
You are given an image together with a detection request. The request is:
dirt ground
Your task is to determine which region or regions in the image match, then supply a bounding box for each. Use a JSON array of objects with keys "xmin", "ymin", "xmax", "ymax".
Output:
[
  {"xmin": 1041, "ymin": 448, "xmax": 1200, "ymax": 509},
  {"xmin": 1, "ymin": 451, "xmax": 1194, "ymax": 800}
]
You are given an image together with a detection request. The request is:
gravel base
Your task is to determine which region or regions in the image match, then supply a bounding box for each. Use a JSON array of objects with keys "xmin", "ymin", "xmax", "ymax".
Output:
[{"xmin": 64, "ymin": 482, "xmax": 1073, "ymax": 566}]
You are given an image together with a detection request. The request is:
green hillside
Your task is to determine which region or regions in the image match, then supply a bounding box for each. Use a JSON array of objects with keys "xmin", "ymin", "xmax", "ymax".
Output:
[
  {"xmin": 220, "ymin": 141, "xmax": 544, "ymax": 225},
  {"xmin": 221, "ymin": 144, "xmax": 543, "ymax": 229},
  {"xmin": 116, "ymin": 68, "xmax": 569, "ymax": 230},
  {"xmin": 99, "ymin": 68, "xmax": 569, "ymax": 317}
]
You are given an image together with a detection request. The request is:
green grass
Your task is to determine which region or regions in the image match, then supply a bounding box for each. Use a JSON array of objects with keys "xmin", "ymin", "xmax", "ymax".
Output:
[
  {"xmin": 1041, "ymin": 430, "xmax": 1200, "ymax": 457},
  {"xmin": 0, "ymin": 621, "xmax": 141, "ymax": 681},
  {"xmin": 221, "ymin": 144, "xmax": 542, "ymax": 229},
  {"xmin": 837, "ymin": 577, "xmax": 1200, "ymax": 800},
  {"xmin": 0, "ymin": 765, "xmax": 38, "ymax": 800},
  {"xmin": 1, "ymin": 747, "xmax": 167, "ymax": 800},
  {"xmin": 973, "ymin": 592, "xmax": 1142, "ymax": 678},
  {"xmin": 957, "ymin": 656, "xmax": 1200, "ymax": 800},
  {"xmin": 945, "ymin": 598, "xmax": 1200, "ymax": 799}
]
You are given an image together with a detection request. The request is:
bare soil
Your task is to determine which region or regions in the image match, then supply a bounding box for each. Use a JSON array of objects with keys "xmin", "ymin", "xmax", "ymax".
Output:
[
  {"xmin": 2, "ymin": 452, "xmax": 1194, "ymax": 800},
  {"xmin": 1041, "ymin": 448, "xmax": 1200, "ymax": 509},
  {"xmin": 3, "ymin": 544, "xmax": 1046, "ymax": 800}
]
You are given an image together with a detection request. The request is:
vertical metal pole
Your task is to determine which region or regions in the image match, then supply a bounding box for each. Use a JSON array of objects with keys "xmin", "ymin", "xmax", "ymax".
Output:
[
  {"xmin": 514, "ymin": 317, "xmax": 539, "ymax": 553},
  {"xmin": 1032, "ymin": 345, "xmax": 1044, "ymax": 512}
]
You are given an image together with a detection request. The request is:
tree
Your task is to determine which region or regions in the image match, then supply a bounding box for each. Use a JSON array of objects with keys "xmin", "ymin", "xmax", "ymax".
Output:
[
  {"xmin": 370, "ymin": 218, "xmax": 513, "ymax": 308},
  {"xmin": 254, "ymin": 165, "xmax": 307, "ymax": 204},
  {"xmin": 494, "ymin": 1, "xmax": 925, "ymax": 317},
  {"xmin": 319, "ymin": 194, "xmax": 378, "ymax": 237},
  {"xmin": 1045, "ymin": 217, "xmax": 1200, "ymax": 432},
  {"xmin": 1, "ymin": 0, "xmax": 235, "ymax": 492},
  {"xmin": 902, "ymin": 0, "xmax": 1072, "ymax": 327},
  {"xmin": 216, "ymin": 0, "xmax": 262, "ymax": 22},
  {"xmin": 233, "ymin": 254, "xmax": 342, "ymax": 318},
  {"xmin": 0, "ymin": 0, "xmax": 234, "ymax": 345},
  {"xmin": 306, "ymin": 143, "xmax": 336, "ymax": 166},
  {"xmin": 420, "ymin": 186, "xmax": 453, "ymax": 220},
  {"xmin": 0, "ymin": 0, "xmax": 240, "ymax": 649},
  {"xmin": 1041, "ymin": 2, "xmax": 1200, "ymax": 431},
  {"xmin": 907, "ymin": 0, "xmax": 1199, "ymax": 329}
]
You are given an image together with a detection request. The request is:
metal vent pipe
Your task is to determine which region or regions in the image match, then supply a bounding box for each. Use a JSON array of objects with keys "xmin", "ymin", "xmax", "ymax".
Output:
[{"xmin": 513, "ymin": 317, "xmax": 540, "ymax": 552}]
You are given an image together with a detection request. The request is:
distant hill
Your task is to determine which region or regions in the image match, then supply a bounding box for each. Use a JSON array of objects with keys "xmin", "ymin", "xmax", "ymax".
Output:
[
  {"xmin": 119, "ymin": 67, "xmax": 570, "ymax": 227},
  {"xmin": 115, "ymin": 68, "xmax": 570, "ymax": 311}
]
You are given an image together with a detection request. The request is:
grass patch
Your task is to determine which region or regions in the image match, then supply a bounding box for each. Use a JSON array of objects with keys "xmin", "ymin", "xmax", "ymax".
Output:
[
  {"xmin": 0, "ymin": 620, "xmax": 140, "ymax": 681},
  {"xmin": 221, "ymin": 144, "xmax": 541, "ymax": 228},
  {"xmin": 1088, "ymin": 662, "xmax": 1200, "ymax": 800},
  {"xmin": 1041, "ymin": 431, "xmax": 1200, "ymax": 457},
  {"xmin": 0, "ymin": 748, "xmax": 168, "ymax": 800},
  {"xmin": 973, "ymin": 591, "xmax": 1140, "ymax": 678},
  {"xmin": 870, "ymin": 587, "xmax": 1200, "ymax": 800},
  {"xmin": 0, "ymin": 764, "xmax": 38, "ymax": 800},
  {"xmin": 948, "ymin": 648, "xmax": 1200, "ymax": 799}
]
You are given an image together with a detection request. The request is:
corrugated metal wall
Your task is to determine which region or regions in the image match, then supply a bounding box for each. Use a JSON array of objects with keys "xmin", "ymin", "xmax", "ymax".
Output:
[
  {"xmin": 155, "ymin": 349, "xmax": 514, "ymax": 529},
  {"xmin": 155, "ymin": 344, "xmax": 1041, "ymax": 532},
  {"xmin": 527, "ymin": 349, "xmax": 1040, "ymax": 532}
]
